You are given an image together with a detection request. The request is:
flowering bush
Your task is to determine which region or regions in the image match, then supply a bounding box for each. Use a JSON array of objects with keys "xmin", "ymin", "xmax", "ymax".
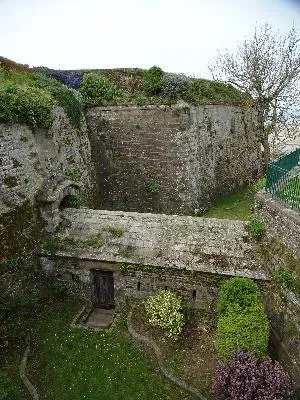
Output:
[
  {"xmin": 34, "ymin": 67, "xmax": 83, "ymax": 89},
  {"xmin": 145, "ymin": 290, "xmax": 184, "ymax": 340},
  {"xmin": 51, "ymin": 70, "xmax": 83, "ymax": 89},
  {"xmin": 212, "ymin": 349, "xmax": 294, "ymax": 400},
  {"xmin": 162, "ymin": 72, "xmax": 192, "ymax": 99},
  {"xmin": 79, "ymin": 73, "xmax": 124, "ymax": 107}
]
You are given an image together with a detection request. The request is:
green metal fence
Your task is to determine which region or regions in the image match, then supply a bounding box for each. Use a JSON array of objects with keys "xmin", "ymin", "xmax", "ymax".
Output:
[{"xmin": 266, "ymin": 148, "xmax": 300, "ymax": 210}]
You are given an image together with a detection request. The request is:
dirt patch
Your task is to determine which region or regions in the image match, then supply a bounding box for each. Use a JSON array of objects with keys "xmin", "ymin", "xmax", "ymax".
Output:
[{"xmin": 131, "ymin": 304, "xmax": 217, "ymax": 398}]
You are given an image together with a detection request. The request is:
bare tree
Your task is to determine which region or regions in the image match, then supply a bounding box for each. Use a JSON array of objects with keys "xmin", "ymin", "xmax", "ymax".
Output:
[{"xmin": 210, "ymin": 24, "xmax": 300, "ymax": 167}]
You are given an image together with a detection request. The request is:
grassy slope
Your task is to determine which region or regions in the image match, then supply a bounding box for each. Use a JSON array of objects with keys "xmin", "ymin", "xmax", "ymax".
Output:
[
  {"xmin": 202, "ymin": 185, "xmax": 256, "ymax": 220},
  {"xmin": 29, "ymin": 301, "xmax": 195, "ymax": 400}
]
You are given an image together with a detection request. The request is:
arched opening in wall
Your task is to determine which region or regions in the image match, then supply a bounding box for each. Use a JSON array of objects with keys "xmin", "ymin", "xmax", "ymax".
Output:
[{"xmin": 59, "ymin": 194, "xmax": 81, "ymax": 210}]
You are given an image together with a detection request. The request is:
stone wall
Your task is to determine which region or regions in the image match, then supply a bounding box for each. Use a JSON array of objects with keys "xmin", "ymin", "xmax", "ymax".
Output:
[
  {"xmin": 86, "ymin": 104, "xmax": 262, "ymax": 214},
  {"xmin": 38, "ymin": 208, "xmax": 267, "ymax": 307},
  {"xmin": 255, "ymin": 192, "xmax": 300, "ymax": 384},
  {"xmin": 39, "ymin": 256, "xmax": 230, "ymax": 312},
  {"xmin": 0, "ymin": 107, "xmax": 96, "ymax": 263},
  {"xmin": 53, "ymin": 208, "xmax": 266, "ymax": 279},
  {"xmin": 255, "ymin": 191, "xmax": 300, "ymax": 258}
]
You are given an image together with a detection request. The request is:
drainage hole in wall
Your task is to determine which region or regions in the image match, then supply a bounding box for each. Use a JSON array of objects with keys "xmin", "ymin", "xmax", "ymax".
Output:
[
  {"xmin": 137, "ymin": 281, "xmax": 141, "ymax": 291},
  {"xmin": 192, "ymin": 289, "xmax": 197, "ymax": 300}
]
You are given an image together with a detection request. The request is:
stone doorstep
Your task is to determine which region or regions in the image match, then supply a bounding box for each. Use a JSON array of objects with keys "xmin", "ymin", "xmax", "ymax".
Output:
[
  {"xmin": 83, "ymin": 308, "xmax": 115, "ymax": 330},
  {"xmin": 71, "ymin": 305, "xmax": 116, "ymax": 331}
]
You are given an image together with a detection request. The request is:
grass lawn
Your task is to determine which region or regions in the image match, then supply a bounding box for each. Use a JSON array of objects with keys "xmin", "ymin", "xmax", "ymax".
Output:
[
  {"xmin": 28, "ymin": 301, "xmax": 196, "ymax": 400},
  {"xmin": 0, "ymin": 353, "xmax": 30, "ymax": 400},
  {"xmin": 202, "ymin": 180, "xmax": 265, "ymax": 220},
  {"xmin": 132, "ymin": 305, "xmax": 216, "ymax": 400},
  {"xmin": 275, "ymin": 176, "xmax": 300, "ymax": 209}
]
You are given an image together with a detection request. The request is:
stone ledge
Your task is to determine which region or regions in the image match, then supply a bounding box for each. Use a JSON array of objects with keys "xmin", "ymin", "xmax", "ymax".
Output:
[{"xmin": 19, "ymin": 346, "xmax": 39, "ymax": 400}]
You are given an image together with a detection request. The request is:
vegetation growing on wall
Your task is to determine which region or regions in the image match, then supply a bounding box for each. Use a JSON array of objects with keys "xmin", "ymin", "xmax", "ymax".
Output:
[
  {"xmin": 0, "ymin": 59, "xmax": 250, "ymax": 131},
  {"xmin": 275, "ymin": 268, "xmax": 300, "ymax": 295},
  {"xmin": 0, "ymin": 68, "xmax": 54, "ymax": 128},
  {"xmin": 36, "ymin": 75, "xmax": 82, "ymax": 128},
  {"xmin": 79, "ymin": 72, "xmax": 124, "ymax": 107},
  {"xmin": 0, "ymin": 66, "xmax": 83, "ymax": 129}
]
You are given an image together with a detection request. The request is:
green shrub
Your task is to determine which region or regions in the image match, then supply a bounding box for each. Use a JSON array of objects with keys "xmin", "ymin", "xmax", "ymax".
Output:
[
  {"xmin": 217, "ymin": 277, "xmax": 262, "ymax": 317},
  {"xmin": 215, "ymin": 305, "xmax": 269, "ymax": 361},
  {"xmin": 247, "ymin": 217, "xmax": 265, "ymax": 239},
  {"xmin": 142, "ymin": 66, "xmax": 164, "ymax": 96},
  {"xmin": 66, "ymin": 168, "xmax": 80, "ymax": 182},
  {"xmin": 79, "ymin": 73, "xmax": 124, "ymax": 107},
  {"xmin": 0, "ymin": 66, "xmax": 36, "ymax": 87},
  {"xmin": 44, "ymin": 236, "xmax": 60, "ymax": 254},
  {"xmin": 0, "ymin": 81, "xmax": 54, "ymax": 128},
  {"xmin": 36, "ymin": 75, "xmax": 82, "ymax": 129},
  {"xmin": 145, "ymin": 180, "xmax": 158, "ymax": 194},
  {"xmin": 162, "ymin": 72, "xmax": 192, "ymax": 99},
  {"xmin": 145, "ymin": 290, "xmax": 184, "ymax": 340},
  {"xmin": 63, "ymin": 194, "xmax": 82, "ymax": 208},
  {"xmin": 275, "ymin": 268, "xmax": 294, "ymax": 289},
  {"xmin": 191, "ymin": 78, "xmax": 250, "ymax": 106},
  {"xmin": 5, "ymin": 257, "xmax": 19, "ymax": 271},
  {"xmin": 275, "ymin": 268, "xmax": 300, "ymax": 294}
]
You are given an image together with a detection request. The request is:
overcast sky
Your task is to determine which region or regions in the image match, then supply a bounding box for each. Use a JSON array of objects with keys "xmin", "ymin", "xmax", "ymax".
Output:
[{"xmin": 0, "ymin": 0, "xmax": 299, "ymax": 78}]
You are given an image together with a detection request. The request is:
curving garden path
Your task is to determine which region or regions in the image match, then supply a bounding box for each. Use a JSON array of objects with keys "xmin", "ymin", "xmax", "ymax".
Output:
[{"xmin": 126, "ymin": 308, "xmax": 208, "ymax": 400}]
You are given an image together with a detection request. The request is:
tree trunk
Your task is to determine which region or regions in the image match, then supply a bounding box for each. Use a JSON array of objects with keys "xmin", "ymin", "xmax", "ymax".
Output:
[
  {"xmin": 256, "ymin": 102, "xmax": 270, "ymax": 172},
  {"xmin": 262, "ymin": 135, "xmax": 271, "ymax": 170}
]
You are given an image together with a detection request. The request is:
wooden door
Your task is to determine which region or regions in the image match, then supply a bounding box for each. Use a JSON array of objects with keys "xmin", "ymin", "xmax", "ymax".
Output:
[{"xmin": 93, "ymin": 270, "xmax": 114, "ymax": 309}]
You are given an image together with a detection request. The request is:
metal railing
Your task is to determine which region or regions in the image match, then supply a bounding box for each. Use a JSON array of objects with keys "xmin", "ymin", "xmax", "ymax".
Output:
[{"xmin": 266, "ymin": 148, "xmax": 300, "ymax": 210}]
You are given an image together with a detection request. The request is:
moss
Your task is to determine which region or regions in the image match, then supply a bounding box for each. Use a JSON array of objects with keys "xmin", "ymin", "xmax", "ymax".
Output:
[
  {"xmin": 0, "ymin": 201, "xmax": 45, "ymax": 268},
  {"xmin": 103, "ymin": 226, "xmax": 124, "ymax": 237},
  {"xmin": 3, "ymin": 176, "xmax": 18, "ymax": 188},
  {"xmin": 60, "ymin": 234, "xmax": 103, "ymax": 250},
  {"xmin": 206, "ymin": 116, "xmax": 213, "ymax": 132},
  {"xmin": 284, "ymin": 319, "xmax": 297, "ymax": 335},
  {"xmin": 12, "ymin": 158, "xmax": 22, "ymax": 168},
  {"xmin": 43, "ymin": 236, "xmax": 60, "ymax": 255},
  {"xmin": 97, "ymin": 118, "xmax": 110, "ymax": 131},
  {"xmin": 119, "ymin": 250, "xmax": 132, "ymax": 259},
  {"xmin": 66, "ymin": 169, "xmax": 80, "ymax": 182},
  {"xmin": 256, "ymin": 237, "xmax": 300, "ymax": 275},
  {"xmin": 20, "ymin": 135, "xmax": 29, "ymax": 142}
]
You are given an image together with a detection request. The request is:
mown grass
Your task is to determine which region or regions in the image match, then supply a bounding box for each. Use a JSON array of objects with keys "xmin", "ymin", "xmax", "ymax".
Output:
[
  {"xmin": 28, "ymin": 301, "xmax": 195, "ymax": 400},
  {"xmin": 202, "ymin": 186, "xmax": 255, "ymax": 220},
  {"xmin": 201, "ymin": 179, "xmax": 266, "ymax": 221},
  {"xmin": 275, "ymin": 176, "xmax": 300, "ymax": 209}
]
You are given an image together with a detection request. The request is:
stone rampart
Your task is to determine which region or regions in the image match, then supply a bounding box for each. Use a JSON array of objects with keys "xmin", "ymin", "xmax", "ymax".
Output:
[
  {"xmin": 86, "ymin": 104, "xmax": 262, "ymax": 214},
  {"xmin": 0, "ymin": 107, "xmax": 95, "ymax": 262}
]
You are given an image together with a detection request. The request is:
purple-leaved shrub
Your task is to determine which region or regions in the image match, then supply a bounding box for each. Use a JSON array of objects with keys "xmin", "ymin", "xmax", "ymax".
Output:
[{"xmin": 212, "ymin": 349, "xmax": 294, "ymax": 400}]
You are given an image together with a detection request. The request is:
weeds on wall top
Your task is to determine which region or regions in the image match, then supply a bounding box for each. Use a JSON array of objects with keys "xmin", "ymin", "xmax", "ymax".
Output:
[
  {"xmin": 0, "ymin": 59, "xmax": 251, "ymax": 131},
  {"xmin": 0, "ymin": 66, "xmax": 83, "ymax": 129},
  {"xmin": 247, "ymin": 218, "xmax": 265, "ymax": 240},
  {"xmin": 275, "ymin": 268, "xmax": 300, "ymax": 295},
  {"xmin": 79, "ymin": 73, "xmax": 124, "ymax": 108}
]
